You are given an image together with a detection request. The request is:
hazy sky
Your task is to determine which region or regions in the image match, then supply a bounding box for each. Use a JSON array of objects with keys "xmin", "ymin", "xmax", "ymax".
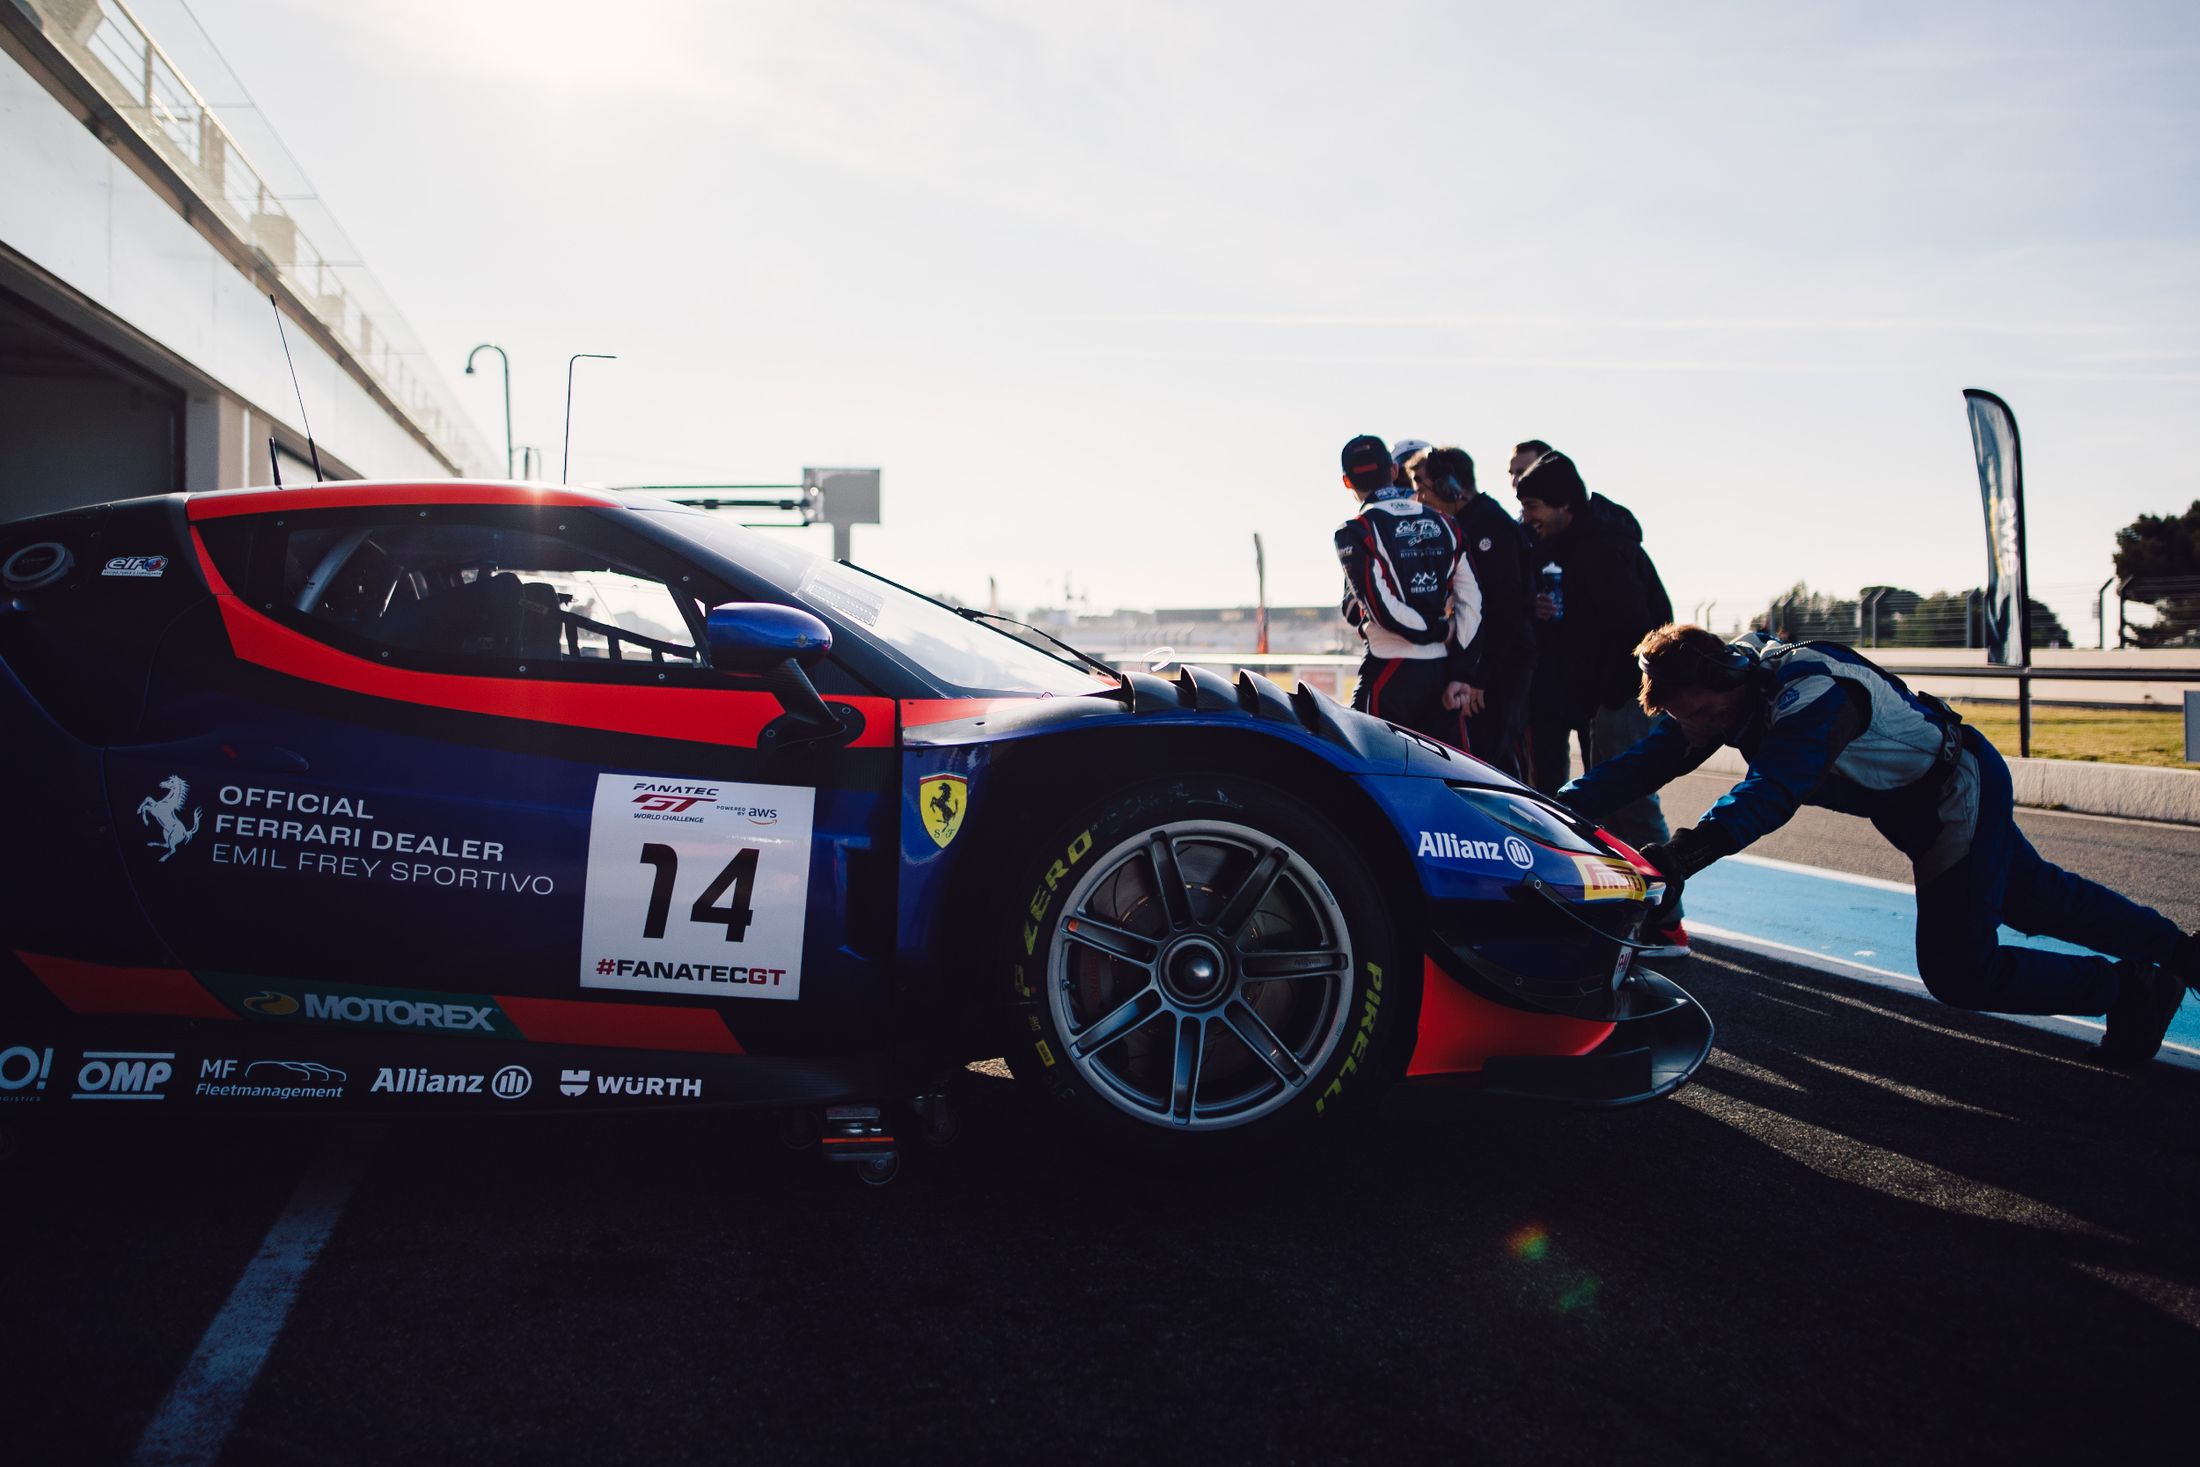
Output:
[{"xmin": 180, "ymin": 0, "xmax": 2199, "ymax": 632}]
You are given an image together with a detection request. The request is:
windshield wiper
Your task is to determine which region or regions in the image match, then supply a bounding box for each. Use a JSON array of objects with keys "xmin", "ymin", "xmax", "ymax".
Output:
[
  {"xmin": 835, "ymin": 561, "xmax": 1117, "ymax": 678},
  {"xmin": 954, "ymin": 608, "xmax": 1119, "ymax": 677}
]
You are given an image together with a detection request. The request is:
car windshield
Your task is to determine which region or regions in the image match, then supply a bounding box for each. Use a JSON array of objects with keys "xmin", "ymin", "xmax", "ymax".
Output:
[{"xmin": 640, "ymin": 507, "xmax": 1111, "ymax": 697}]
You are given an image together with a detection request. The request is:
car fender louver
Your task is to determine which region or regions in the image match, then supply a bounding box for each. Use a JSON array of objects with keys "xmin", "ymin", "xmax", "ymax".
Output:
[
  {"xmin": 1288, "ymin": 679, "xmax": 1357, "ymax": 748},
  {"xmin": 1233, "ymin": 670, "xmax": 1299, "ymax": 724},
  {"xmin": 1173, "ymin": 664, "xmax": 1238, "ymax": 711}
]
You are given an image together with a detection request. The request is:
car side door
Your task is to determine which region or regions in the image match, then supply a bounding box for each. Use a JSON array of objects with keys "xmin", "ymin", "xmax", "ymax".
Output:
[{"xmin": 106, "ymin": 496, "xmax": 901, "ymax": 1054}]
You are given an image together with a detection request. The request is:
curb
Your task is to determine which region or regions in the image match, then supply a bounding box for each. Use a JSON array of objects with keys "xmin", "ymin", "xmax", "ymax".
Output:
[{"xmin": 1689, "ymin": 745, "xmax": 2200, "ymax": 826}]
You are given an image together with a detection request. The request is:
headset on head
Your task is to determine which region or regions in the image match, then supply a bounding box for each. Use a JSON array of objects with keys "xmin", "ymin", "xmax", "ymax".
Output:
[{"xmin": 1640, "ymin": 636, "xmax": 1758, "ymax": 692}]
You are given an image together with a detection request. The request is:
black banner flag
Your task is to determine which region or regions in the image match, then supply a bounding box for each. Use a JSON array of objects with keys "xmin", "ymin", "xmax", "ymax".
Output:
[{"xmin": 1964, "ymin": 389, "xmax": 2028, "ymax": 666}]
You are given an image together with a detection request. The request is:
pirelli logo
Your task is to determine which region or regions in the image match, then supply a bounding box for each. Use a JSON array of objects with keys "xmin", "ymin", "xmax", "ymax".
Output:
[{"xmin": 1571, "ymin": 855, "xmax": 1647, "ymax": 902}]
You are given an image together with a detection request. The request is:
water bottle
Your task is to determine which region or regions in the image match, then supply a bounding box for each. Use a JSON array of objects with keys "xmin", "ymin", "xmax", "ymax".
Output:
[{"xmin": 1539, "ymin": 562, "xmax": 1564, "ymax": 620}]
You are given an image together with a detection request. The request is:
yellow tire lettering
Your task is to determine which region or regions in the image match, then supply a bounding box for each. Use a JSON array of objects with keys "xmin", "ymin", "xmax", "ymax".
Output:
[
  {"xmin": 1035, "ymin": 1040, "xmax": 1056, "ymax": 1068},
  {"xmin": 1318, "ymin": 961, "xmax": 1386, "ymax": 1119}
]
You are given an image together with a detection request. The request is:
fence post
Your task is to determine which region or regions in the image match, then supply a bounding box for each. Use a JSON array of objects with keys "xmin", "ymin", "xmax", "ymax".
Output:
[{"xmin": 2018, "ymin": 672, "xmax": 2031, "ymax": 758}]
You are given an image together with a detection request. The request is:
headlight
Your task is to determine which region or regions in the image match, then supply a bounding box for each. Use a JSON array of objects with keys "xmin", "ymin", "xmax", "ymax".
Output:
[{"xmin": 1446, "ymin": 785, "xmax": 1610, "ymax": 857}]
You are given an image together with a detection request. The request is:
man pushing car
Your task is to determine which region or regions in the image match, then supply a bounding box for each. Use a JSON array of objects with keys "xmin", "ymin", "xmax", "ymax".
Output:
[{"xmin": 1558, "ymin": 623, "xmax": 2197, "ymax": 1066}]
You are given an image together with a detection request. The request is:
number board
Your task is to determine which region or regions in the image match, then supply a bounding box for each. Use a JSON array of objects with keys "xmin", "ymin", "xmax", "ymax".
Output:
[{"xmin": 578, "ymin": 774, "xmax": 816, "ymax": 1001}]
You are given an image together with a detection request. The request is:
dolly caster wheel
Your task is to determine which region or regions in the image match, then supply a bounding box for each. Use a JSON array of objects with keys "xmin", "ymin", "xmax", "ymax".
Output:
[{"xmin": 855, "ymin": 1152, "xmax": 901, "ymax": 1187}]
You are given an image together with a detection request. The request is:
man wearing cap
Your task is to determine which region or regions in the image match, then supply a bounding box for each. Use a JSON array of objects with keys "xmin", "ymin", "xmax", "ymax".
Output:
[
  {"xmin": 1411, "ymin": 446, "xmax": 1536, "ymax": 778},
  {"xmin": 1514, "ymin": 445, "xmax": 1684, "ymax": 954},
  {"xmin": 1334, "ymin": 434, "xmax": 1481, "ymax": 746}
]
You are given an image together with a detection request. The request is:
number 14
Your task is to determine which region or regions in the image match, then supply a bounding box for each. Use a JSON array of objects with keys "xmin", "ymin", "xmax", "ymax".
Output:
[{"xmin": 637, "ymin": 843, "xmax": 757, "ymax": 941}]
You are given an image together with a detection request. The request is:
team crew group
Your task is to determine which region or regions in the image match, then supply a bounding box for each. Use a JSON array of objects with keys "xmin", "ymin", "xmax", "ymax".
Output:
[
  {"xmin": 1333, "ymin": 432, "xmax": 1686, "ymax": 955},
  {"xmin": 1334, "ymin": 432, "xmax": 2198, "ymax": 1065}
]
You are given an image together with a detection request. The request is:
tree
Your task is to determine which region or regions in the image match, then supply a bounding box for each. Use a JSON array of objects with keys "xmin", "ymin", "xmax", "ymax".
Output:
[
  {"xmin": 2112, "ymin": 502, "xmax": 2200, "ymax": 647},
  {"xmin": 1757, "ymin": 582, "xmax": 1858, "ymax": 641}
]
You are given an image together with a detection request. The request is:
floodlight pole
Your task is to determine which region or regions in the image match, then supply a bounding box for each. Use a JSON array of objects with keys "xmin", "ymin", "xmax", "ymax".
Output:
[
  {"xmin": 464, "ymin": 343, "xmax": 513, "ymax": 478},
  {"xmin": 563, "ymin": 353, "xmax": 617, "ymax": 483}
]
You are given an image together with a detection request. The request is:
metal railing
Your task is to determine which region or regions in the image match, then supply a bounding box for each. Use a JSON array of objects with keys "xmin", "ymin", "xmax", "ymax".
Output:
[{"xmin": 15, "ymin": 0, "xmax": 495, "ymax": 474}]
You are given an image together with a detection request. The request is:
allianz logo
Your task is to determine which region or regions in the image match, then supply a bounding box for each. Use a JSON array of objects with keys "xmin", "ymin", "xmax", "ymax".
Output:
[{"xmin": 1416, "ymin": 831, "xmax": 1536, "ymax": 868}]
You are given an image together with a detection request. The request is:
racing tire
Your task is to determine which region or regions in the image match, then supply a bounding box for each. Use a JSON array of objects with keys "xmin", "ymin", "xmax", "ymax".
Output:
[{"xmin": 1002, "ymin": 773, "xmax": 1413, "ymax": 1162}]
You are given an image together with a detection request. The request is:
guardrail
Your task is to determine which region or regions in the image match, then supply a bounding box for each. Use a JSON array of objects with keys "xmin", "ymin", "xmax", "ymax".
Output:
[
  {"xmin": 1103, "ymin": 649, "xmax": 2200, "ymax": 762},
  {"xmin": 1875, "ymin": 663, "xmax": 2200, "ymax": 759}
]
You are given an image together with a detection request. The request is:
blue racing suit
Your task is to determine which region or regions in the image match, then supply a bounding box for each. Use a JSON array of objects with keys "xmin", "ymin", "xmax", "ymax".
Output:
[{"xmin": 1560, "ymin": 635, "xmax": 2180, "ymax": 1016}]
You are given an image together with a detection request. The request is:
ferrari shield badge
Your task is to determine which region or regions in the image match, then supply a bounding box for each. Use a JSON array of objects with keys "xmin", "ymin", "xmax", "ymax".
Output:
[{"xmin": 921, "ymin": 775, "xmax": 968, "ymax": 849}]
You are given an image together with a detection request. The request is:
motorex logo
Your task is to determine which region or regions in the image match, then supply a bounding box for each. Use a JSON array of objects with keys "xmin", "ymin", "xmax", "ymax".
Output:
[{"xmin": 202, "ymin": 974, "xmax": 521, "ymax": 1039}]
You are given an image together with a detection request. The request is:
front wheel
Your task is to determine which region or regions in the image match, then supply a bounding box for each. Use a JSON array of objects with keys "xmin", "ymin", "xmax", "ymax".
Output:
[{"xmin": 1003, "ymin": 773, "xmax": 1413, "ymax": 1161}]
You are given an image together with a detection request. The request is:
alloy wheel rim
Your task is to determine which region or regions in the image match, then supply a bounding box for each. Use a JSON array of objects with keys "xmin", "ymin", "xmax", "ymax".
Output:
[{"xmin": 1046, "ymin": 819, "xmax": 1354, "ymax": 1131}]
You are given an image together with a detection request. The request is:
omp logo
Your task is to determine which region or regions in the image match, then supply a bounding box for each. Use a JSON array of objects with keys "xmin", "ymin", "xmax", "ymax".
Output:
[
  {"xmin": 0, "ymin": 1045, "xmax": 54, "ymax": 1097},
  {"xmin": 73, "ymin": 1051, "xmax": 175, "ymax": 1101},
  {"xmin": 490, "ymin": 1066, "xmax": 532, "ymax": 1100},
  {"xmin": 242, "ymin": 990, "xmax": 300, "ymax": 1016},
  {"xmin": 634, "ymin": 795, "xmax": 710, "ymax": 814}
]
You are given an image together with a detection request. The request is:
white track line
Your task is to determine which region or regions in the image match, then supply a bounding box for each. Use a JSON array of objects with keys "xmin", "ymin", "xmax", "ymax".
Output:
[
  {"xmin": 1725, "ymin": 852, "xmax": 1915, "ymax": 893},
  {"xmin": 1688, "ymin": 922, "xmax": 2200, "ymax": 1070},
  {"xmin": 132, "ymin": 1127, "xmax": 379, "ymax": 1467}
]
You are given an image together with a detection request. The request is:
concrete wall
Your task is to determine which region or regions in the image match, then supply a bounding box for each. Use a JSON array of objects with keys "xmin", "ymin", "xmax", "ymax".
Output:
[{"xmin": 0, "ymin": 52, "xmax": 469, "ymax": 506}]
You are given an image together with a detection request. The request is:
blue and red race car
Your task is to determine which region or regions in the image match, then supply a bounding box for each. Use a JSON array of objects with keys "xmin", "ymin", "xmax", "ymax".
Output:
[{"xmin": 0, "ymin": 481, "xmax": 1710, "ymax": 1166}]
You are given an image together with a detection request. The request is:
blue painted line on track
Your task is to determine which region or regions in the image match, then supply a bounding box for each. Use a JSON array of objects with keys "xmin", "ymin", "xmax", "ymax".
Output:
[{"xmin": 1686, "ymin": 856, "xmax": 2200, "ymax": 1051}]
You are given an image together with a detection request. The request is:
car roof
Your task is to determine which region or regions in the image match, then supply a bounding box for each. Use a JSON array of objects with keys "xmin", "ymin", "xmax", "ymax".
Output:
[{"xmin": 185, "ymin": 481, "xmax": 628, "ymax": 522}]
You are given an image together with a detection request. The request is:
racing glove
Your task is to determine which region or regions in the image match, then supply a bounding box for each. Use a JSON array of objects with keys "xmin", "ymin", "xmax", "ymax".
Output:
[{"xmin": 1637, "ymin": 824, "xmax": 1737, "ymax": 926}]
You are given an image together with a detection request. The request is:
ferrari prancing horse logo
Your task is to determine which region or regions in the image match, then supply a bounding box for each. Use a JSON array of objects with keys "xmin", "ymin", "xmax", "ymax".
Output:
[{"xmin": 922, "ymin": 775, "xmax": 968, "ymax": 849}]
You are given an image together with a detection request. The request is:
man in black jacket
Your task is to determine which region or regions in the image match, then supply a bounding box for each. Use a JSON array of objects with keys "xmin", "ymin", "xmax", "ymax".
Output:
[
  {"xmin": 1514, "ymin": 446, "xmax": 1683, "ymax": 952},
  {"xmin": 1410, "ymin": 446, "xmax": 1535, "ymax": 777}
]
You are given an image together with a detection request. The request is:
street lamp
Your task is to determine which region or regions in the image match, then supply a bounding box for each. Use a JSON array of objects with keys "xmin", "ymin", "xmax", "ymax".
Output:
[
  {"xmin": 463, "ymin": 343, "xmax": 513, "ymax": 479},
  {"xmin": 563, "ymin": 353, "xmax": 617, "ymax": 484}
]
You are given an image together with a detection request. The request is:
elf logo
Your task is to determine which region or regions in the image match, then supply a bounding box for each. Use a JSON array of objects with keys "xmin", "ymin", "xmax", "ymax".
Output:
[
  {"xmin": 0, "ymin": 1045, "xmax": 55, "ymax": 1102},
  {"xmin": 73, "ymin": 1051, "xmax": 175, "ymax": 1101},
  {"xmin": 101, "ymin": 555, "xmax": 168, "ymax": 578}
]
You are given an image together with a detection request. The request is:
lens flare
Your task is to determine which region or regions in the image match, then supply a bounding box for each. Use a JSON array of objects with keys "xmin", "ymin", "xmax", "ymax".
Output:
[
  {"xmin": 1507, "ymin": 1224, "xmax": 1549, "ymax": 1261},
  {"xmin": 1559, "ymin": 1278, "xmax": 1600, "ymax": 1313}
]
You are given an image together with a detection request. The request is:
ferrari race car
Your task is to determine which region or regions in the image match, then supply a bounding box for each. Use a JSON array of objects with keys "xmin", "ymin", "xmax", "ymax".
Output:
[{"xmin": 0, "ymin": 481, "xmax": 1711, "ymax": 1168}]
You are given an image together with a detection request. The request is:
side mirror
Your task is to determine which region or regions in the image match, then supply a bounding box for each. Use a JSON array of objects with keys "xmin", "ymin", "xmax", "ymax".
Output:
[
  {"xmin": 704, "ymin": 602, "xmax": 847, "ymax": 747},
  {"xmin": 705, "ymin": 603, "xmax": 832, "ymax": 673}
]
